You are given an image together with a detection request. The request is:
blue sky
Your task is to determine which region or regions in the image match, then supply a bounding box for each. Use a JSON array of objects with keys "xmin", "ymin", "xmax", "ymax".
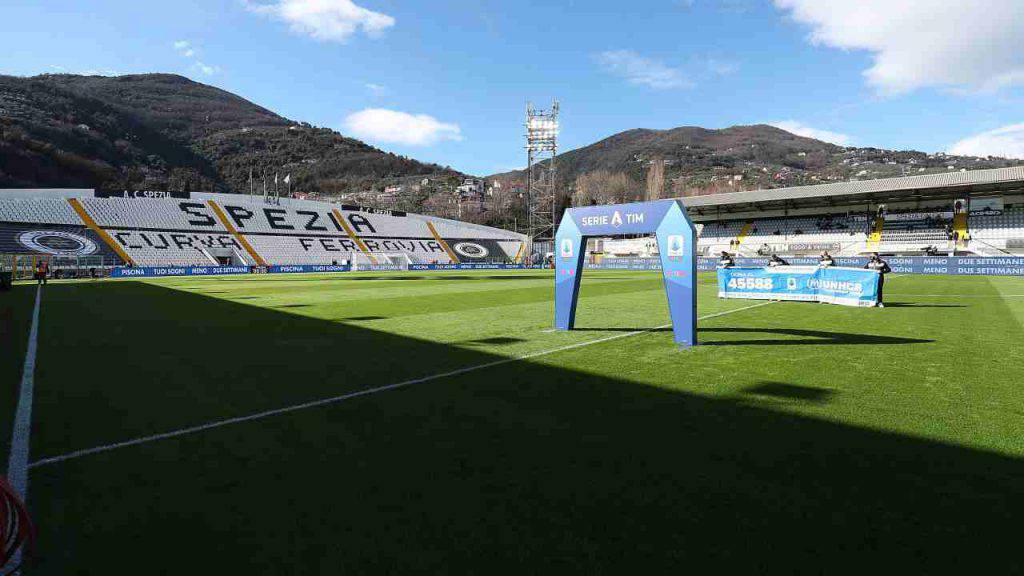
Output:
[{"xmin": 2, "ymin": 0, "xmax": 1024, "ymax": 175}]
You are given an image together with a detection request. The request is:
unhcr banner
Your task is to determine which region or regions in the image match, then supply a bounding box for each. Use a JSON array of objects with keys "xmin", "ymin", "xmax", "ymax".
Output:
[{"xmin": 718, "ymin": 266, "xmax": 880, "ymax": 307}]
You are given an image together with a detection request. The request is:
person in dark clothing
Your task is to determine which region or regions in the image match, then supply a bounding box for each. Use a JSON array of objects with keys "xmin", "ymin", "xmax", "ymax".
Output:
[
  {"xmin": 35, "ymin": 260, "xmax": 48, "ymax": 285},
  {"xmin": 864, "ymin": 253, "xmax": 891, "ymax": 307},
  {"xmin": 718, "ymin": 251, "xmax": 735, "ymax": 268},
  {"xmin": 768, "ymin": 254, "xmax": 789, "ymax": 267},
  {"xmin": 819, "ymin": 251, "xmax": 835, "ymax": 267}
]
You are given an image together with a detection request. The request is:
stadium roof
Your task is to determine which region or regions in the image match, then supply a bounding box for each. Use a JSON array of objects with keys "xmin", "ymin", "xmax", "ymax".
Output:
[{"xmin": 681, "ymin": 165, "xmax": 1024, "ymax": 213}]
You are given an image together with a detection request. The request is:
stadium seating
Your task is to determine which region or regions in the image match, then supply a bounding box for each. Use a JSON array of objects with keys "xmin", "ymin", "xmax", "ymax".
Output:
[
  {"xmin": 0, "ymin": 191, "xmax": 528, "ymax": 267},
  {"xmin": 697, "ymin": 215, "xmax": 869, "ymax": 255},
  {"xmin": 971, "ymin": 209, "xmax": 1024, "ymax": 240},
  {"xmin": 968, "ymin": 208, "xmax": 1024, "ymax": 254},
  {"xmin": 81, "ymin": 197, "xmax": 229, "ymax": 232},
  {"xmin": 0, "ymin": 197, "xmax": 83, "ymax": 225}
]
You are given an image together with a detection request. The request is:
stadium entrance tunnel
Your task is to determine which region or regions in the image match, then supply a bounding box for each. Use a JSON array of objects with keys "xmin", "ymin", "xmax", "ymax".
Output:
[{"xmin": 9, "ymin": 280, "xmax": 1022, "ymax": 573}]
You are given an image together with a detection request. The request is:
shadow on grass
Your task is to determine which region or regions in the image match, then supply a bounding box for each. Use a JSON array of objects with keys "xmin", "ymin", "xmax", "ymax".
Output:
[
  {"xmin": 740, "ymin": 381, "xmax": 835, "ymax": 404},
  {"xmin": 699, "ymin": 327, "xmax": 933, "ymax": 346},
  {"xmin": 571, "ymin": 326, "xmax": 932, "ymax": 346},
  {"xmin": 23, "ymin": 281, "xmax": 1021, "ymax": 574},
  {"xmin": 884, "ymin": 302, "xmax": 966, "ymax": 308},
  {"xmin": 461, "ymin": 336, "xmax": 527, "ymax": 345}
]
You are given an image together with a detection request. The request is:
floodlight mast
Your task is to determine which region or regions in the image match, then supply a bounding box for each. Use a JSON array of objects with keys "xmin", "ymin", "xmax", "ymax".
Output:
[{"xmin": 526, "ymin": 100, "xmax": 559, "ymax": 242}]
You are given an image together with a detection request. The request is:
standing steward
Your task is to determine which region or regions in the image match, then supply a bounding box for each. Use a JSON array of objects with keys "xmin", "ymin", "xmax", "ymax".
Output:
[
  {"xmin": 863, "ymin": 252, "xmax": 891, "ymax": 307},
  {"xmin": 35, "ymin": 260, "xmax": 48, "ymax": 285},
  {"xmin": 718, "ymin": 251, "xmax": 735, "ymax": 268},
  {"xmin": 819, "ymin": 250, "xmax": 835, "ymax": 267}
]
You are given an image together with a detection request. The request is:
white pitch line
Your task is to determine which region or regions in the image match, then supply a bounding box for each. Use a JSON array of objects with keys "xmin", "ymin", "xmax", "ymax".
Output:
[
  {"xmin": 7, "ymin": 286, "xmax": 41, "ymax": 495},
  {"xmin": 4, "ymin": 285, "xmax": 41, "ymax": 575},
  {"xmin": 28, "ymin": 301, "xmax": 773, "ymax": 470}
]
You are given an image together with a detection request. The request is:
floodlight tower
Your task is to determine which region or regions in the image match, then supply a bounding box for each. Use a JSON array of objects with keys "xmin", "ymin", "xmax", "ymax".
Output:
[{"xmin": 526, "ymin": 100, "xmax": 560, "ymax": 241}]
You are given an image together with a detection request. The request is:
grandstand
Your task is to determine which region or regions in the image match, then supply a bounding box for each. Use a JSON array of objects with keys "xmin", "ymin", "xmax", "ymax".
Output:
[
  {"xmin": 682, "ymin": 166, "xmax": 1024, "ymax": 259},
  {"xmin": 0, "ymin": 189, "xmax": 528, "ymax": 274}
]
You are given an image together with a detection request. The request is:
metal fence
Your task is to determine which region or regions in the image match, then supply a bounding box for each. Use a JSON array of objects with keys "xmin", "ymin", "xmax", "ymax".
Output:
[{"xmin": 0, "ymin": 254, "xmax": 120, "ymax": 280}]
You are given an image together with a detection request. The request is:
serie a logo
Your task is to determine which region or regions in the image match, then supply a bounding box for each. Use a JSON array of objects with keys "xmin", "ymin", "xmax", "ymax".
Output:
[{"xmin": 560, "ymin": 238, "xmax": 574, "ymax": 258}]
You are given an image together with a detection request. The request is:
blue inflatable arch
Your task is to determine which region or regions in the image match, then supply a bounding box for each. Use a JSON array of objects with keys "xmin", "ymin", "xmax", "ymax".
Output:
[{"xmin": 554, "ymin": 199, "xmax": 698, "ymax": 348}]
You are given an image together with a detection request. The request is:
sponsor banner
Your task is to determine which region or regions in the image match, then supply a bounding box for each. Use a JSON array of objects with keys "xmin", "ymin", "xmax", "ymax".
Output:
[
  {"xmin": 786, "ymin": 242, "xmax": 842, "ymax": 252},
  {"xmin": 884, "ymin": 211, "xmax": 952, "ymax": 222},
  {"xmin": 596, "ymin": 257, "xmax": 1024, "ymax": 276},
  {"xmin": 95, "ymin": 189, "xmax": 191, "ymax": 199},
  {"xmin": 111, "ymin": 266, "xmax": 251, "ymax": 278},
  {"xmin": 111, "ymin": 264, "xmax": 352, "ymax": 278},
  {"xmin": 269, "ymin": 264, "xmax": 352, "ymax": 274},
  {"xmin": 409, "ymin": 263, "xmax": 539, "ymax": 271},
  {"xmin": 568, "ymin": 202, "xmax": 677, "ymax": 236},
  {"xmin": 592, "ymin": 257, "xmax": 664, "ymax": 271},
  {"xmin": 718, "ymin": 266, "xmax": 880, "ymax": 307},
  {"xmin": 357, "ymin": 264, "xmax": 408, "ymax": 272}
]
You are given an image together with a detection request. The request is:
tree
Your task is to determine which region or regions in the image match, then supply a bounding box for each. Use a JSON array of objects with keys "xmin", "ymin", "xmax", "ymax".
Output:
[
  {"xmin": 645, "ymin": 159, "xmax": 665, "ymax": 201},
  {"xmin": 572, "ymin": 170, "xmax": 640, "ymax": 206}
]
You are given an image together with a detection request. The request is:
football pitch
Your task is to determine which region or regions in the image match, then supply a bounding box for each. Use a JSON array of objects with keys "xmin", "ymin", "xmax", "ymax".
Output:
[{"xmin": 3, "ymin": 270, "xmax": 1024, "ymax": 573}]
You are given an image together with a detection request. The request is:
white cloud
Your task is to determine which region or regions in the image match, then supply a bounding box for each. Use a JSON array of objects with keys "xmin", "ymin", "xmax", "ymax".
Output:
[
  {"xmin": 192, "ymin": 62, "xmax": 220, "ymax": 76},
  {"xmin": 706, "ymin": 57, "xmax": 738, "ymax": 76},
  {"xmin": 774, "ymin": 0, "xmax": 1024, "ymax": 93},
  {"xmin": 949, "ymin": 124, "xmax": 1024, "ymax": 159},
  {"xmin": 172, "ymin": 40, "xmax": 195, "ymax": 57},
  {"xmin": 364, "ymin": 82, "xmax": 386, "ymax": 96},
  {"xmin": 173, "ymin": 40, "xmax": 219, "ymax": 76},
  {"xmin": 246, "ymin": 0, "xmax": 395, "ymax": 43},
  {"xmin": 597, "ymin": 50, "xmax": 691, "ymax": 89},
  {"xmin": 343, "ymin": 108, "xmax": 462, "ymax": 146},
  {"xmin": 770, "ymin": 120, "xmax": 852, "ymax": 146}
]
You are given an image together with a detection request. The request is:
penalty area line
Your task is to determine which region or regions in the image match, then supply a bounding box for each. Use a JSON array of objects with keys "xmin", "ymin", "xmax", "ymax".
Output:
[{"xmin": 28, "ymin": 301, "xmax": 772, "ymax": 470}]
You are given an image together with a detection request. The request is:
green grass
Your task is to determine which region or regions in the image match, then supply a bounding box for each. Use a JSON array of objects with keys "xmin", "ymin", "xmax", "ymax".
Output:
[{"xmin": 4, "ymin": 270, "xmax": 1024, "ymax": 573}]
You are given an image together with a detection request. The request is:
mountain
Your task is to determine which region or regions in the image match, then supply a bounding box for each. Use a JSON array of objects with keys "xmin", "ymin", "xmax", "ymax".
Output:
[
  {"xmin": 489, "ymin": 124, "xmax": 1024, "ymax": 200},
  {"xmin": 0, "ymin": 73, "xmax": 460, "ymax": 195}
]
